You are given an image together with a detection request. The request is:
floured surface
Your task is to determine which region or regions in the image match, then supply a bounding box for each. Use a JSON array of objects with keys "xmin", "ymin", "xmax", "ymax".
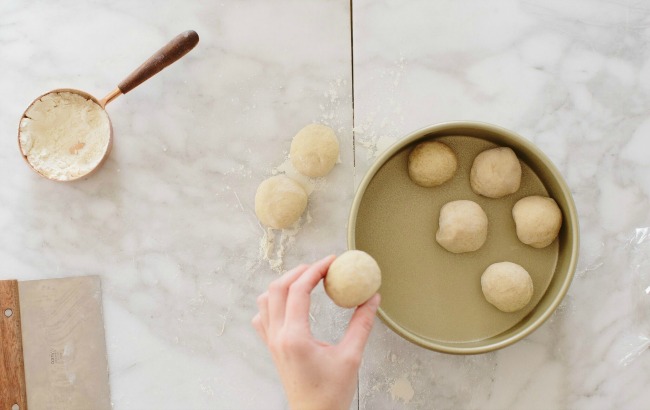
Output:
[
  {"xmin": 355, "ymin": 1, "xmax": 650, "ymax": 409},
  {"xmin": 1, "ymin": 2, "xmax": 357, "ymax": 410},
  {"xmin": 389, "ymin": 376, "xmax": 414, "ymax": 404},
  {"xmin": 5, "ymin": 0, "xmax": 650, "ymax": 409},
  {"xmin": 258, "ymin": 155, "xmax": 329, "ymax": 272}
]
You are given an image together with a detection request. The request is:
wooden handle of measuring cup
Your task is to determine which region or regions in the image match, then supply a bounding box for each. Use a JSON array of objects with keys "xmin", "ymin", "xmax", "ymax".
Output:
[
  {"xmin": 0, "ymin": 280, "xmax": 28, "ymax": 410},
  {"xmin": 117, "ymin": 30, "xmax": 199, "ymax": 94}
]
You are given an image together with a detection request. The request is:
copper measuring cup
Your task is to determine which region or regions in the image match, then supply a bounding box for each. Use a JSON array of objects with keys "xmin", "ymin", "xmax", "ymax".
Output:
[{"xmin": 18, "ymin": 30, "xmax": 199, "ymax": 182}]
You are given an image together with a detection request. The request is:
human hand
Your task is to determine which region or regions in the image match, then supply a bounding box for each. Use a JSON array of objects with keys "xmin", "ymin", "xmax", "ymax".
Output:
[{"xmin": 252, "ymin": 255, "xmax": 381, "ymax": 410}]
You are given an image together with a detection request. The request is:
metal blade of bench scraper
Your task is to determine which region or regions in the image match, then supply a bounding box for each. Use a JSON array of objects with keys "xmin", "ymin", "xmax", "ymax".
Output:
[{"xmin": 18, "ymin": 275, "xmax": 111, "ymax": 410}]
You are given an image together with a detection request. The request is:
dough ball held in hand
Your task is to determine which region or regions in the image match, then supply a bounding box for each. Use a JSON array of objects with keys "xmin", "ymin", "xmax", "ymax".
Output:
[
  {"xmin": 325, "ymin": 250, "xmax": 381, "ymax": 308},
  {"xmin": 481, "ymin": 262, "xmax": 533, "ymax": 313},
  {"xmin": 436, "ymin": 200, "xmax": 488, "ymax": 253},
  {"xmin": 470, "ymin": 147, "xmax": 521, "ymax": 198},
  {"xmin": 255, "ymin": 175, "xmax": 308, "ymax": 229},
  {"xmin": 512, "ymin": 195, "xmax": 562, "ymax": 248},
  {"xmin": 408, "ymin": 141, "xmax": 458, "ymax": 187},
  {"xmin": 290, "ymin": 124, "xmax": 340, "ymax": 178}
]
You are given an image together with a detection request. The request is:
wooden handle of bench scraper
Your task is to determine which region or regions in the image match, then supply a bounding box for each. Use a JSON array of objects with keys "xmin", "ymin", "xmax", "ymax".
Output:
[{"xmin": 0, "ymin": 280, "xmax": 28, "ymax": 410}]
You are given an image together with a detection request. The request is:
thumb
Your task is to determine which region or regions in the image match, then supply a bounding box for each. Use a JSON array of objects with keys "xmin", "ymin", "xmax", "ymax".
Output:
[{"xmin": 340, "ymin": 293, "xmax": 381, "ymax": 356}]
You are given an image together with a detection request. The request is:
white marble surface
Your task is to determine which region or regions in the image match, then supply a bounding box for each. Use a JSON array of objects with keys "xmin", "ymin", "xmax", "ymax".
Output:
[
  {"xmin": 1, "ymin": 1, "xmax": 353, "ymax": 408},
  {"xmin": 354, "ymin": 0, "xmax": 650, "ymax": 408},
  {"xmin": 1, "ymin": 0, "xmax": 650, "ymax": 409}
]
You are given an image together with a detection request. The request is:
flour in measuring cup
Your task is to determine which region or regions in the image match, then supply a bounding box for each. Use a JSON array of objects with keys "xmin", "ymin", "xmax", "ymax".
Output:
[{"xmin": 19, "ymin": 91, "xmax": 110, "ymax": 181}]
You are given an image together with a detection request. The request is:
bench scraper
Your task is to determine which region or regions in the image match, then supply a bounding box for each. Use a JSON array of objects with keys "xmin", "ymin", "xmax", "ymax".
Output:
[{"xmin": 0, "ymin": 275, "xmax": 111, "ymax": 409}]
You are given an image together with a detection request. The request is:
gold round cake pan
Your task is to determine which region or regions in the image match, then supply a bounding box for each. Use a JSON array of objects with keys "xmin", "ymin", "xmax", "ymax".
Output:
[{"xmin": 349, "ymin": 121, "xmax": 579, "ymax": 354}]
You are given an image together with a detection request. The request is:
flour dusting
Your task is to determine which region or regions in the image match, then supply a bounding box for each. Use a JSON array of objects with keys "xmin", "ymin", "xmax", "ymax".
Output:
[
  {"xmin": 260, "ymin": 224, "xmax": 301, "ymax": 273},
  {"xmin": 258, "ymin": 156, "xmax": 323, "ymax": 272},
  {"xmin": 353, "ymin": 57, "xmax": 407, "ymax": 160},
  {"xmin": 258, "ymin": 77, "xmax": 349, "ymax": 272},
  {"xmin": 389, "ymin": 375, "xmax": 415, "ymax": 404}
]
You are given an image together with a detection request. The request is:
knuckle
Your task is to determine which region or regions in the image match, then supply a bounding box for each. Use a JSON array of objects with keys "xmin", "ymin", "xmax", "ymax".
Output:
[
  {"xmin": 343, "ymin": 352, "xmax": 362, "ymax": 368},
  {"xmin": 288, "ymin": 281, "xmax": 307, "ymax": 295},
  {"xmin": 272, "ymin": 331, "xmax": 306, "ymax": 354},
  {"xmin": 358, "ymin": 313, "xmax": 375, "ymax": 333},
  {"xmin": 268, "ymin": 280, "xmax": 283, "ymax": 293},
  {"xmin": 268, "ymin": 334, "xmax": 282, "ymax": 350},
  {"xmin": 277, "ymin": 338, "xmax": 294, "ymax": 352},
  {"xmin": 284, "ymin": 264, "xmax": 308, "ymax": 280},
  {"xmin": 256, "ymin": 293, "xmax": 268, "ymax": 307},
  {"xmin": 363, "ymin": 317, "xmax": 374, "ymax": 332},
  {"xmin": 355, "ymin": 316, "xmax": 374, "ymax": 334}
]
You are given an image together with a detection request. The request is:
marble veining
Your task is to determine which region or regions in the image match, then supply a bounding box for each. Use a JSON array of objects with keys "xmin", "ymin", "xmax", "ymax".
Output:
[
  {"xmin": 1, "ymin": 0, "xmax": 650, "ymax": 408},
  {"xmin": 1, "ymin": 0, "xmax": 352, "ymax": 408},
  {"xmin": 354, "ymin": 0, "xmax": 650, "ymax": 408}
]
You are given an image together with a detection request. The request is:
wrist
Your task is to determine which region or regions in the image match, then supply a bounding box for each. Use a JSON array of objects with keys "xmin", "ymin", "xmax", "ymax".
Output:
[{"xmin": 288, "ymin": 392, "xmax": 349, "ymax": 410}]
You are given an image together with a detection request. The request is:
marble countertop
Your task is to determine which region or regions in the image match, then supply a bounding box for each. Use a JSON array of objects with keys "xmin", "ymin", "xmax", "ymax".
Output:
[{"xmin": 2, "ymin": 0, "xmax": 649, "ymax": 408}]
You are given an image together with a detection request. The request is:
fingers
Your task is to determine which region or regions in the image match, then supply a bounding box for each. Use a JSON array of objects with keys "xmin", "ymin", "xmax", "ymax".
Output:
[
  {"xmin": 253, "ymin": 292, "xmax": 269, "ymax": 344},
  {"xmin": 259, "ymin": 255, "xmax": 336, "ymax": 339},
  {"xmin": 268, "ymin": 264, "xmax": 310, "ymax": 333},
  {"xmin": 284, "ymin": 255, "xmax": 336, "ymax": 328},
  {"xmin": 258, "ymin": 293, "xmax": 269, "ymax": 323},
  {"xmin": 257, "ymin": 292, "xmax": 269, "ymax": 330},
  {"xmin": 339, "ymin": 293, "xmax": 381, "ymax": 357},
  {"xmin": 252, "ymin": 313, "xmax": 267, "ymax": 343}
]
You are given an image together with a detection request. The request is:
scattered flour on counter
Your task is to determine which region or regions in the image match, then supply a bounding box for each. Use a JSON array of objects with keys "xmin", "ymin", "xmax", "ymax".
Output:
[
  {"xmin": 360, "ymin": 350, "xmax": 419, "ymax": 406},
  {"xmin": 258, "ymin": 159, "xmax": 317, "ymax": 273},
  {"xmin": 319, "ymin": 78, "xmax": 347, "ymax": 122},
  {"xmin": 260, "ymin": 224, "xmax": 301, "ymax": 273},
  {"xmin": 258, "ymin": 77, "xmax": 350, "ymax": 272},
  {"xmin": 258, "ymin": 150, "xmax": 327, "ymax": 272},
  {"xmin": 226, "ymin": 163, "xmax": 252, "ymax": 178},
  {"xmin": 353, "ymin": 57, "xmax": 408, "ymax": 161},
  {"xmin": 390, "ymin": 375, "xmax": 415, "ymax": 404},
  {"xmin": 376, "ymin": 135, "xmax": 396, "ymax": 154},
  {"xmin": 354, "ymin": 124, "xmax": 398, "ymax": 160}
]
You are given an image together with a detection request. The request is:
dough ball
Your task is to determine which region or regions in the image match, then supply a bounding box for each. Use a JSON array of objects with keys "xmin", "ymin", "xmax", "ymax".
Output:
[
  {"xmin": 436, "ymin": 200, "xmax": 488, "ymax": 253},
  {"xmin": 470, "ymin": 147, "xmax": 521, "ymax": 198},
  {"xmin": 512, "ymin": 195, "xmax": 562, "ymax": 248},
  {"xmin": 290, "ymin": 124, "xmax": 339, "ymax": 178},
  {"xmin": 325, "ymin": 250, "xmax": 381, "ymax": 308},
  {"xmin": 481, "ymin": 262, "xmax": 534, "ymax": 313},
  {"xmin": 408, "ymin": 141, "xmax": 458, "ymax": 187},
  {"xmin": 255, "ymin": 175, "xmax": 307, "ymax": 229}
]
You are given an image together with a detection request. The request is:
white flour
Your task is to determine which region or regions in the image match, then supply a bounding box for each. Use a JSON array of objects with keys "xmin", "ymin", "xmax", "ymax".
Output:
[
  {"xmin": 258, "ymin": 77, "xmax": 347, "ymax": 272},
  {"xmin": 389, "ymin": 375, "xmax": 415, "ymax": 404},
  {"xmin": 260, "ymin": 224, "xmax": 300, "ymax": 272},
  {"xmin": 353, "ymin": 57, "xmax": 407, "ymax": 160},
  {"xmin": 259, "ymin": 158, "xmax": 322, "ymax": 273},
  {"xmin": 19, "ymin": 91, "xmax": 110, "ymax": 181}
]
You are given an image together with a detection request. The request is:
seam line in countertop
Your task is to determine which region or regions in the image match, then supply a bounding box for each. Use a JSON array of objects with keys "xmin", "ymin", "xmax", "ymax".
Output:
[
  {"xmin": 349, "ymin": 1, "xmax": 360, "ymax": 410},
  {"xmin": 350, "ymin": 0, "xmax": 356, "ymax": 172},
  {"xmin": 350, "ymin": 0, "xmax": 361, "ymax": 410}
]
